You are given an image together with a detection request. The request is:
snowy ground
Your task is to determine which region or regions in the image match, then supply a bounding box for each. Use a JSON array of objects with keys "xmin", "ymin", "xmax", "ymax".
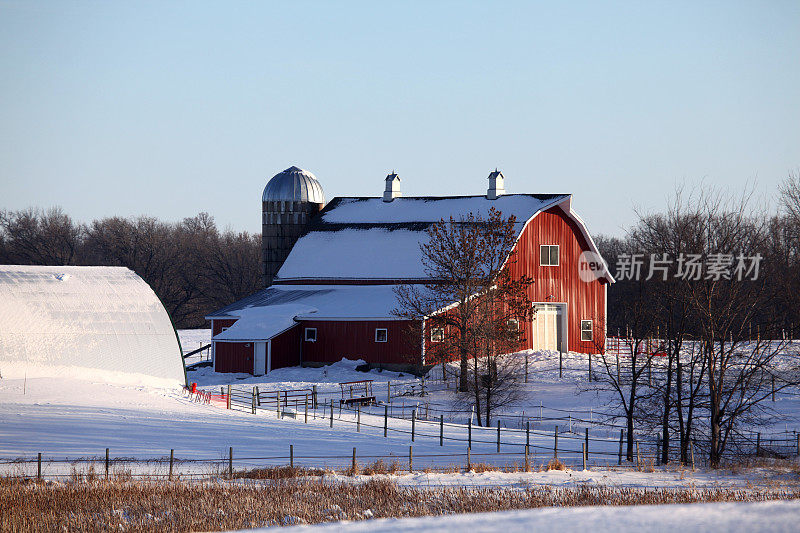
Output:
[
  {"xmin": 1, "ymin": 329, "xmax": 798, "ymax": 490},
  {"xmin": 254, "ymin": 500, "xmax": 800, "ymax": 533}
]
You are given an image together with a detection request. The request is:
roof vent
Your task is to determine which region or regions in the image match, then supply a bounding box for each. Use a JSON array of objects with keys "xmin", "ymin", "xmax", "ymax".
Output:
[
  {"xmin": 487, "ymin": 169, "xmax": 505, "ymax": 200},
  {"xmin": 383, "ymin": 171, "xmax": 401, "ymax": 202}
]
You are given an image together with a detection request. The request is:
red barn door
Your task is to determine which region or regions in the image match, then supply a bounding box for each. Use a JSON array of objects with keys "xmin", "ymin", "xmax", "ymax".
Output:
[{"xmin": 214, "ymin": 342, "xmax": 254, "ymax": 373}]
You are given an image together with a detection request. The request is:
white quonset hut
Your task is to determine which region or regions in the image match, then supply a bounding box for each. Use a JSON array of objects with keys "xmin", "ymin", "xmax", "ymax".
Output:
[{"xmin": 0, "ymin": 265, "xmax": 186, "ymax": 386}]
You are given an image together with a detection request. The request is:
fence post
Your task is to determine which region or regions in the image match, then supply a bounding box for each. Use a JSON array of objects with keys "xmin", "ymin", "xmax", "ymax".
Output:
[
  {"xmin": 251, "ymin": 388, "xmax": 256, "ymax": 415},
  {"xmin": 330, "ymin": 399, "xmax": 334, "ymax": 428},
  {"xmin": 351, "ymin": 447, "xmax": 356, "ymax": 475},
  {"xmin": 409, "ymin": 446, "xmax": 413, "ymax": 472},
  {"xmin": 312, "ymin": 385, "xmax": 318, "ymax": 409},
  {"xmin": 468, "ymin": 418, "xmax": 472, "ymax": 449},
  {"xmin": 554, "ymin": 426, "xmax": 558, "ymax": 460},
  {"xmin": 384, "ymin": 405, "xmax": 388, "ymax": 437},
  {"xmin": 796, "ymin": 433, "xmax": 799, "ymax": 457},
  {"xmin": 559, "ymin": 352, "xmax": 563, "ymax": 378},
  {"xmin": 440, "ymin": 415, "xmax": 444, "ymax": 446},
  {"xmin": 255, "ymin": 386, "xmax": 261, "ymax": 406},
  {"xmin": 585, "ymin": 428, "xmax": 589, "ymax": 465},
  {"xmin": 357, "ymin": 405, "xmax": 361, "ymax": 432},
  {"xmin": 690, "ymin": 439, "xmax": 695, "ymax": 472},
  {"xmin": 582, "ymin": 442, "xmax": 586, "ymax": 470},
  {"xmin": 304, "ymin": 394, "xmax": 308, "ymax": 423},
  {"xmin": 588, "ymin": 353, "xmax": 592, "ymax": 382},
  {"xmin": 467, "ymin": 446, "xmax": 471, "ymax": 471},
  {"xmin": 387, "ymin": 381, "xmax": 391, "ymax": 403},
  {"xmin": 226, "ymin": 385, "xmax": 231, "ymax": 410},
  {"xmin": 169, "ymin": 449, "xmax": 174, "ymax": 480},
  {"xmin": 290, "ymin": 444, "xmax": 293, "ymax": 469},
  {"xmin": 497, "ymin": 421, "xmax": 501, "ymax": 453},
  {"xmin": 411, "ymin": 409, "xmax": 416, "ymax": 442},
  {"xmin": 526, "ymin": 420, "xmax": 530, "ymax": 450},
  {"xmin": 756, "ymin": 432, "xmax": 761, "ymax": 455},
  {"xmin": 525, "ymin": 445, "xmax": 529, "ymax": 472},
  {"xmin": 276, "ymin": 391, "xmax": 281, "ymax": 418},
  {"xmin": 37, "ymin": 452, "xmax": 42, "ymax": 481},
  {"xmin": 229, "ymin": 447, "xmax": 233, "ymax": 479},
  {"xmin": 618, "ymin": 429, "xmax": 624, "ymax": 465},
  {"xmin": 636, "ymin": 440, "xmax": 641, "ymax": 470},
  {"xmin": 772, "ymin": 376, "xmax": 775, "ymax": 402}
]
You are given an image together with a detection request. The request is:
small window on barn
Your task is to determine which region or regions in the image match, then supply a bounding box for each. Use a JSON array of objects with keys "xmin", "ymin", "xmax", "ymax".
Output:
[
  {"xmin": 305, "ymin": 328, "xmax": 317, "ymax": 342},
  {"xmin": 431, "ymin": 328, "xmax": 444, "ymax": 342},
  {"xmin": 220, "ymin": 327, "xmax": 229, "ymax": 332},
  {"xmin": 375, "ymin": 328, "xmax": 388, "ymax": 343},
  {"xmin": 580, "ymin": 320, "xmax": 593, "ymax": 342},
  {"xmin": 540, "ymin": 245, "xmax": 560, "ymax": 266},
  {"xmin": 507, "ymin": 319, "xmax": 519, "ymax": 332}
]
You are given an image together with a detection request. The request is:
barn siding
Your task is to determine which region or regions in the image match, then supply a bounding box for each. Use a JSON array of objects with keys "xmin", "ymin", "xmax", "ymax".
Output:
[
  {"xmin": 300, "ymin": 320, "xmax": 420, "ymax": 366},
  {"xmin": 509, "ymin": 206, "xmax": 606, "ymax": 354},
  {"xmin": 211, "ymin": 319, "xmax": 238, "ymax": 336},
  {"xmin": 270, "ymin": 325, "xmax": 301, "ymax": 370},
  {"xmin": 422, "ymin": 206, "xmax": 606, "ymax": 358},
  {"xmin": 213, "ymin": 341, "xmax": 254, "ymax": 373}
]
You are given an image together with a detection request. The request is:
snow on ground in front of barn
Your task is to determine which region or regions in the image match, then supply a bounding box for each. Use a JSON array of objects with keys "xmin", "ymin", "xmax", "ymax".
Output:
[
  {"xmin": 241, "ymin": 500, "xmax": 800, "ymax": 533},
  {"xmin": 1, "ymin": 369, "xmax": 797, "ymax": 489},
  {"xmin": 1, "ymin": 329, "xmax": 798, "ymax": 490}
]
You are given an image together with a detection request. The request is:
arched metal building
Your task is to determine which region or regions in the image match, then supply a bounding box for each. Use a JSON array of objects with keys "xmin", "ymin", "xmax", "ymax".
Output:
[{"xmin": 0, "ymin": 265, "xmax": 186, "ymax": 385}]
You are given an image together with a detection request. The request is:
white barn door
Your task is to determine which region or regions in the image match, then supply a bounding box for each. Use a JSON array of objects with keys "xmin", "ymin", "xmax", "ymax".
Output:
[
  {"xmin": 254, "ymin": 342, "xmax": 267, "ymax": 375},
  {"xmin": 532, "ymin": 304, "xmax": 565, "ymax": 352}
]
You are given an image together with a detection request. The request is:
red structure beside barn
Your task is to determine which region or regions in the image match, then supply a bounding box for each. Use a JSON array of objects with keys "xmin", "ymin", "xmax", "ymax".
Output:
[{"xmin": 206, "ymin": 167, "xmax": 614, "ymax": 375}]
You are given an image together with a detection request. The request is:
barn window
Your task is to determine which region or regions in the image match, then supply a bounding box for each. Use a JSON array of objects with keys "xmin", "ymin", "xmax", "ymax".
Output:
[
  {"xmin": 305, "ymin": 328, "xmax": 317, "ymax": 342},
  {"xmin": 507, "ymin": 319, "xmax": 519, "ymax": 332},
  {"xmin": 580, "ymin": 320, "xmax": 593, "ymax": 341},
  {"xmin": 431, "ymin": 327, "xmax": 444, "ymax": 342},
  {"xmin": 540, "ymin": 245, "xmax": 560, "ymax": 266},
  {"xmin": 375, "ymin": 328, "xmax": 388, "ymax": 343}
]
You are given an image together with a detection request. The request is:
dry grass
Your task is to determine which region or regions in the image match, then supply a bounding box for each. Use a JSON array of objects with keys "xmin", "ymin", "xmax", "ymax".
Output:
[
  {"xmin": 547, "ymin": 458, "xmax": 566, "ymax": 471},
  {"xmin": 362, "ymin": 460, "xmax": 402, "ymax": 476},
  {"xmin": 469, "ymin": 463, "xmax": 500, "ymax": 473},
  {"xmin": 232, "ymin": 466, "xmax": 328, "ymax": 480},
  {"xmin": 2, "ymin": 477, "xmax": 800, "ymax": 532}
]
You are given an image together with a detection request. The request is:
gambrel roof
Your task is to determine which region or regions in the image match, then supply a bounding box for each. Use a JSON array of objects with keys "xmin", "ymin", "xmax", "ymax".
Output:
[
  {"xmin": 275, "ymin": 194, "xmax": 613, "ymax": 283},
  {"xmin": 276, "ymin": 194, "xmax": 571, "ymax": 282}
]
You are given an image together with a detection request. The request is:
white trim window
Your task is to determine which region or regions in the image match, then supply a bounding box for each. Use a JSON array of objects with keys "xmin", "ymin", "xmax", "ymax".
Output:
[
  {"xmin": 431, "ymin": 327, "xmax": 444, "ymax": 342},
  {"xmin": 580, "ymin": 320, "xmax": 593, "ymax": 342},
  {"xmin": 375, "ymin": 328, "xmax": 388, "ymax": 343},
  {"xmin": 304, "ymin": 328, "xmax": 317, "ymax": 342},
  {"xmin": 540, "ymin": 245, "xmax": 560, "ymax": 266}
]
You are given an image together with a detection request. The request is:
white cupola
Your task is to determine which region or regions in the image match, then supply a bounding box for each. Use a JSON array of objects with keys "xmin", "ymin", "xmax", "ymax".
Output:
[
  {"xmin": 383, "ymin": 171, "xmax": 401, "ymax": 202},
  {"xmin": 487, "ymin": 169, "xmax": 505, "ymax": 200}
]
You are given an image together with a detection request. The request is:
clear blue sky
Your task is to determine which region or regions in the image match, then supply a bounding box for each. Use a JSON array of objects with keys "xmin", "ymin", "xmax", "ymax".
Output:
[{"xmin": 1, "ymin": 1, "xmax": 798, "ymax": 236}]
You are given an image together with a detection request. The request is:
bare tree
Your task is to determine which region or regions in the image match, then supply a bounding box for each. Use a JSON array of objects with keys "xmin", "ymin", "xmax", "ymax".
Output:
[
  {"xmin": 394, "ymin": 208, "xmax": 532, "ymax": 403},
  {"xmin": 0, "ymin": 207, "xmax": 82, "ymax": 265}
]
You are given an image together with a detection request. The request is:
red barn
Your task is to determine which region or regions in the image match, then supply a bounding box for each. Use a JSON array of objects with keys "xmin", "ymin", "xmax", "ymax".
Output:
[{"xmin": 206, "ymin": 168, "xmax": 614, "ymax": 374}]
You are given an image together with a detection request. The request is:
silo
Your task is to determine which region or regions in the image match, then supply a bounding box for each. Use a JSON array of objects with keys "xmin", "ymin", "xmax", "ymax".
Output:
[{"xmin": 261, "ymin": 166, "xmax": 325, "ymax": 286}]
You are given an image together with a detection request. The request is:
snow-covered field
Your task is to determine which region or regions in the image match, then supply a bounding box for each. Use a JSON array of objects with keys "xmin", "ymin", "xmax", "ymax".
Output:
[
  {"xmin": 261, "ymin": 500, "xmax": 800, "ymax": 533},
  {"xmin": 0, "ymin": 330, "xmax": 797, "ymax": 490}
]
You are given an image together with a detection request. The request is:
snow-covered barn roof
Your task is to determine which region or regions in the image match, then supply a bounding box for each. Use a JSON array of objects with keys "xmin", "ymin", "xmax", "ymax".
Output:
[
  {"xmin": 276, "ymin": 194, "xmax": 572, "ymax": 282},
  {"xmin": 207, "ymin": 285, "xmax": 403, "ymax": 340},
  {"xmin": 0, "ymin": 265, "xmax": 186, "ymax": 386}
]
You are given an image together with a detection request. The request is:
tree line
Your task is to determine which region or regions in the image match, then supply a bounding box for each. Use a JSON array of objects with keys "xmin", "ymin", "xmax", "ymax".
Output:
[
  {"xmin": 0, "ymin": 209, "xmax": 262, "ymax": 329},
  {"xmin": 589, "ymin": 173, "xmax": 800, "ymax": 467}
]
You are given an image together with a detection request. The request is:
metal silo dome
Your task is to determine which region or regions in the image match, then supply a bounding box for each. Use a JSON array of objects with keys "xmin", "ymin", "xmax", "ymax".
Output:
[{"xmin": 262, "ymin": 166, "xmax": 325, "ymax": 204}]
